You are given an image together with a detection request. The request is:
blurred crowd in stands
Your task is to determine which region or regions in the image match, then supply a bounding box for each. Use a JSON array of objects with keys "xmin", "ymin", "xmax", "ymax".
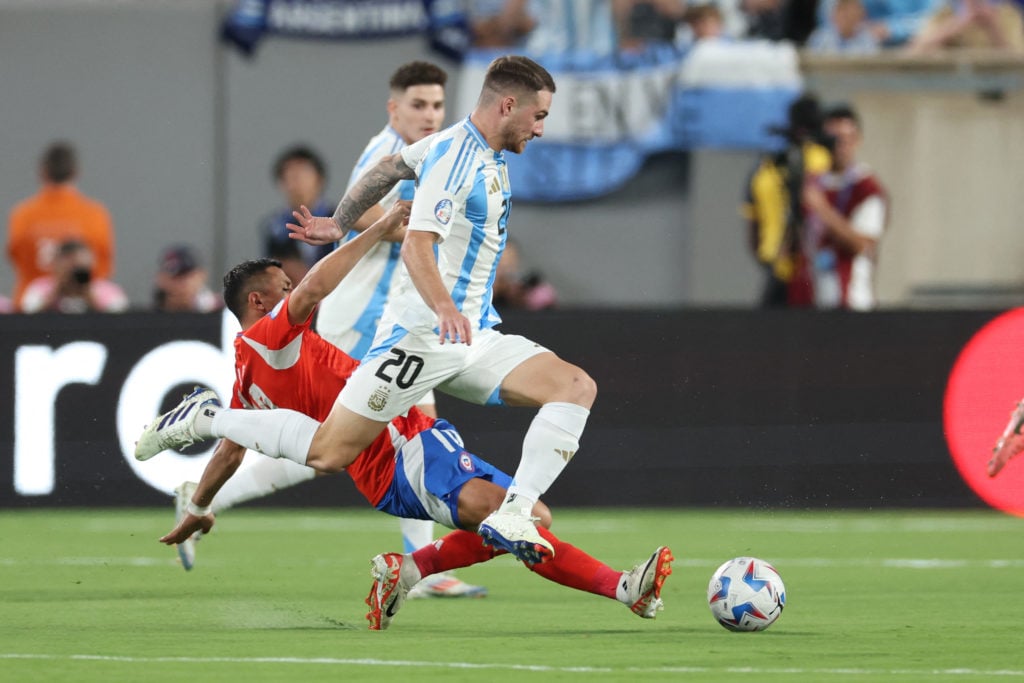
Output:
[
  {"xmin": 2, "ymin": 140, "xmax": 558, "ymax": 316},
  {"xmin": 467, "ymin": 0, "xmax": 1024, "ymax": 54},
  {"xmin": 4, "ymin": 0, "xmax": 1021, "ymax": 314}
]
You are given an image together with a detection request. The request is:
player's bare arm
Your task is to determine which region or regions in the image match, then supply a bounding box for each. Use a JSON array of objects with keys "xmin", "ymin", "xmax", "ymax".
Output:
[
  {"xmin": 158, "ymin": 438, "xmax": 247, "ymax": 545},
  {"xmin": 289, "ymin": 201, "xmax": 410, "ymax": 325},
  {"xmin": 803, "ymin": 186, "xmax": 876, "ymax": 257},
  {"xmin": 402, "ymin": 230, "xmax": 473, "ymax": 345},
  {"xmin": 334, "ymin": 152, "xmax": 416, "ymax": 233},
  {"xmin": 346, "ymin": 203, "xmax": 390, "ymax": 237}
]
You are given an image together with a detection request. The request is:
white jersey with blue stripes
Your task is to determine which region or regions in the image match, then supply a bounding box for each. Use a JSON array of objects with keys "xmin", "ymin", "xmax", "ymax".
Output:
[
  {"xmin": 315, "ymin": 125, "xmax": 416, "ymax": 359},
  {"xmin": 380, "ymin": 117, "xmax": 511, "ymax": 336}
]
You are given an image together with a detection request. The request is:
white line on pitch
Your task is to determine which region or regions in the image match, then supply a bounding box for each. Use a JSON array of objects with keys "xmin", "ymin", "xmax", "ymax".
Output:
[{"xmin": 1, "ymin": 654, "xmax": 1022, "ymax": 677}]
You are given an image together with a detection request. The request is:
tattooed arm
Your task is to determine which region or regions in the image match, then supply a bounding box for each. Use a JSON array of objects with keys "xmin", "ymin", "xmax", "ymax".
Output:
[{"xmin": 332, "ymin": 152, "xmax": 416, "ymax": 233}]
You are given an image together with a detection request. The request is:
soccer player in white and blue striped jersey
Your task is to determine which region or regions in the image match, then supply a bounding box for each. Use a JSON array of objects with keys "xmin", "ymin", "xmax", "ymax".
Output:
[
  {"xmin": 315, "ymin": 62, "xmax": 485, "ymax": 599},
  {"xmin": 267, "ymin": 56, "xmax": 594, "ymax": 565}
]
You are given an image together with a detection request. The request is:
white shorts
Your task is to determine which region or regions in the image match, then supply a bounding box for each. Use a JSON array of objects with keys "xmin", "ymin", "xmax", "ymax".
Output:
[{"xmin": 338, "ymin": 327, "xmax": 550, "ymax": 421}]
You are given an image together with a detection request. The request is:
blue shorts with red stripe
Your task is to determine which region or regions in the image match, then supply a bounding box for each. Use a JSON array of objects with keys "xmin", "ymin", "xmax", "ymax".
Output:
[{"xmin": 373, "ymin": 419, "xmax": 512, "ymax": 529}]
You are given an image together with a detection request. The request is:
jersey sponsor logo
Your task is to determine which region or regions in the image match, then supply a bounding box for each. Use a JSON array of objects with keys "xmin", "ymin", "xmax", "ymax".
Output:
[
  {"xmin": 433, "ymin": 198, "xmax": 453, "ymax": 225},
  {"xmin": 367, "ymin": 385, "xmax": 390, "ymax": 412},
  {"xmin": 459, "ymin": 451, "xmax": 474, "ymax": 472},
  {"xmin": 488, "ymin": 177, "xmax": 500, "ymax": 195}
]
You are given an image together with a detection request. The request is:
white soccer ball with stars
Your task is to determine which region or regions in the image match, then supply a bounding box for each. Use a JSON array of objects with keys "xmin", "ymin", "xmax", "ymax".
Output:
[{"xmin": 707, "ymin": 556, "xmax": 786, "ymax": 631}]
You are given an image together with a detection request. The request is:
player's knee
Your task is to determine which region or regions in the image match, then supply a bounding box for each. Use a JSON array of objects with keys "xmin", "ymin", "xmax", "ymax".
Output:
[
  {"xmin": 305, "ymin": 439, "xmax": 358, "ymax": 474},
  {"xmin": 561, "ymin": 365, "xmax": 597, "ymax": 408}
]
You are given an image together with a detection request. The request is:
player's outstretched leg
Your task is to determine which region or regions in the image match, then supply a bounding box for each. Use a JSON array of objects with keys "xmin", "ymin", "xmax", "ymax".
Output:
[
  {"xmin": 989, "ymin": 399, "xmax": 1024, "ymax": 477},
  {"xmin": 135, "ymin": 387, "xmax": 220, "ymax": 461},
  {"xmin": 477, "ymin": 507, "xmax": 553, "ymax": 565},
  {"xmin": 365, "ymin": 553, "xmax": 420, "ymax": 631},
  {"xmin": 620, "ymin": 546, "xmax": 674, "ymax": 618},
  {"xmin": 400, "ymin": 518, "xmax": 488, "ymax": 599},
  {"xmin": 173, "ymin": 481, "xmax": 201, "ymax": 571}
]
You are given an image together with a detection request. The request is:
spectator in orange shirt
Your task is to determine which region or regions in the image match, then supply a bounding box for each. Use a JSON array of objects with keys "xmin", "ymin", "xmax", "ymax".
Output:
[{"xmin": 6, "ymin": 141, "xmax": 115, "ymax": 311}]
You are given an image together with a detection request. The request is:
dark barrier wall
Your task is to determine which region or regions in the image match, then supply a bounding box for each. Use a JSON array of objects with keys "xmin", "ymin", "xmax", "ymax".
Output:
[{"xmin": 0, "ymin": 309, "xmax": 997, "ymax": 509}]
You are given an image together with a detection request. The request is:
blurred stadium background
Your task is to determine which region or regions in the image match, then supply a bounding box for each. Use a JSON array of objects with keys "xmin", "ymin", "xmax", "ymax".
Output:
[{"xmin": 2, "ymin": 0, "xmax": 1023, "ymax": 515}]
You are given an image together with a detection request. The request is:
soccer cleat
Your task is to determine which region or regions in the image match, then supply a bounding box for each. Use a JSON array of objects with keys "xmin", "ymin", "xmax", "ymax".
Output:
[
  {"xmin": 407, "ymin": 572, "xmax": 488, "ymax": 600},
  {"xmin": 135, "ymin": 387, "xmax": 220, "ymax": 461},
  {"xmin": 365, "ymin": 553, "xmax": 412, "ymax": 631},
  {"xmin": 173, "ymin": 481, "xmax": 202, "ymax": 571},
  {"xmin": 989, "ymin": 399, "xmax": 1024, "ymax": 477},
  {"xmin": 477, "ymin": 510, "xmax": 554, "ymax": 565},
  {"xmin": 623, "ymin": 546, "xmax": 674, "ymax": 618}
]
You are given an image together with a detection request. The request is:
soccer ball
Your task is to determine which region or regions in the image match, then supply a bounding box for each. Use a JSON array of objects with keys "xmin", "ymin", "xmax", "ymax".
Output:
[{"xmin": 707, "ymin": 557, "xmax": 786, "ymax": 631}]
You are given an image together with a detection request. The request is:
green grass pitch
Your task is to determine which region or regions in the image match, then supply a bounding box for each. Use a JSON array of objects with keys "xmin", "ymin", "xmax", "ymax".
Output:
[{"xmin": 1, "ymin": 507, "xmax": 1022, "ymax": 682}]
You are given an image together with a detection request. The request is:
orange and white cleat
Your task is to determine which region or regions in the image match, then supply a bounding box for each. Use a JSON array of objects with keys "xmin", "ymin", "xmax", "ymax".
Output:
[
  {"xmin": 623, "ymin": 546, "xmax": 674, "ymax": 618},
  {"xmin": 365, "ymin": 553, "xmax": 413, "ymax": 631},
  {"xmin": 989, "ymin": 399, "xmax": 1024, "ymax": 477}
]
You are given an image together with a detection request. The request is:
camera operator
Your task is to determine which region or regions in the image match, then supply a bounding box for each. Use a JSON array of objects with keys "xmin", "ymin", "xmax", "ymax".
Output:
[
  {"xmin": 20, "ymin": 239, "xmax": 128, "ymax": 313},
  {"xmin": 742, "ymin": 92, "xmax": 833, "ymax": 308},
  {"xmin": 801, "ymin": 104, "xmax": 888, "ymax": 311}
]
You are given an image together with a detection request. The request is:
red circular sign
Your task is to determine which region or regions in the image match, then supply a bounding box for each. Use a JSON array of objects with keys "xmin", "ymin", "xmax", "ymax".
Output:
[{"xmin": 944, "ymin": 308, "xmax": 1024, "ymax": 516}]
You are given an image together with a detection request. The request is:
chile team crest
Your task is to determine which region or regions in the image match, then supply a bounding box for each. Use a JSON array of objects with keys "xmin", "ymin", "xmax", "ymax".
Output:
[{"xmin": 459, "ymin": 451, "xmax": 474, "ymax": 472}]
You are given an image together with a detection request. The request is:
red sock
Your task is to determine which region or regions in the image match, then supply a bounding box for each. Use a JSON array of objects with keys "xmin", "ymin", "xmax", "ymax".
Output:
[
  {"xmin": 410, "ymin": 529, "xmax": 499, "ymax": 577},
  {"xmin": 528, "ymin": 526, "xmax": 621, "ymax": 600}
]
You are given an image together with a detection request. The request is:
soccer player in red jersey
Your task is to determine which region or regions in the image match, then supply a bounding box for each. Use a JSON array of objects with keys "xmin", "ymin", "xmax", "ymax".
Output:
[{"xmin": 144, "ymin": 201, "xmax": 672, "ymax": 630}]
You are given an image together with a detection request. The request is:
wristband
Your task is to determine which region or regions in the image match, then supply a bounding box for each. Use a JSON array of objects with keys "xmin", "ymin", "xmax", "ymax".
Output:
[{"xmin": 186, "ymin": 500, "xmax": 213, "ymax": 517}]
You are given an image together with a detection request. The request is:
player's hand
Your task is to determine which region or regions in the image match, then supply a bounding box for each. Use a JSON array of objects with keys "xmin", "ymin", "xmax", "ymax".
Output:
[
  {"xmin": 159, "ymin": 513, "xmax": 214, "ymax": 545},
  {"xmin": 988, "ymin": 439, "xmax": 1022, "ymax": 477},
  {"xmin": 379, "ymin": 200, "xmax": 411, "ymax": 240},
  {"xmin": 436, "ymin": 306, "xmax": 472, "ymax": 345},
  {"xmin": 286, "ymin": 205, "xmax": 344, "ymax": 246}
]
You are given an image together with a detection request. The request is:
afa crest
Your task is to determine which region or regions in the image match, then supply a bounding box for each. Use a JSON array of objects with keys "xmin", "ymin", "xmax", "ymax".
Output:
[{"xmin": 367, "ymin": 386, "xmax": 390, "ymax": 412}]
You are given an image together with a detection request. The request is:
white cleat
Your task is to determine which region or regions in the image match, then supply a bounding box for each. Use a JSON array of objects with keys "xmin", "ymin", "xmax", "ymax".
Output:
[
  {"xmin": 622, "ymin": 546, "xmax": 674, "ymax": 618},
  {"xmin": 135, "ymin": 387, "xmax": 220, "ymax": 461},
  {"xmin": 173, "ymin": 481, "xmax": 201, "ymax": 571},
  {"xmin": 407, "ymin": 572, "xmax": 488, "ymax": 600},
  {"xmin": 477, "ymin": 509, "xmax": 554, "ymax": 565}
]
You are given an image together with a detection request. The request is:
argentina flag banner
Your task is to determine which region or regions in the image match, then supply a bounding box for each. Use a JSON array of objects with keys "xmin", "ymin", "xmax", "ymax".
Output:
[
  {"xmin": 457, "ymin": 42, "xmax": 803, "ymax": 202},
  {"xmin": 221, "ymin": 0, "xmax": 464, "ymax": 55}
]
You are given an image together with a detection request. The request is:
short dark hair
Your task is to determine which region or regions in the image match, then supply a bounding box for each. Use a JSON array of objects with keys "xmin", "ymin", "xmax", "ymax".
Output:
[
  {"xmin": 389, "ymin": 61, "xmax": 448, "ymax": 92},
  {"xmin": 685, "ymin": 3, "xmax": 723, "ymax": 24},
  {"xmin": 824, "ymin": 103, "xmax": 862, "ymax": 130},
  {"xmin": 41, "ymin": 141, "xmax": 78, "ymax": 183},
  {"xmin": 272, "ymin": 145, "xmax": 327, "ymax": 183},
  {"xmin": 482, "ymin": 55, "xmax": 556, "ymax": 99},
  {"xmin": 222, "ymin": 257, "xmax": 282, "ymax": 319}
]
